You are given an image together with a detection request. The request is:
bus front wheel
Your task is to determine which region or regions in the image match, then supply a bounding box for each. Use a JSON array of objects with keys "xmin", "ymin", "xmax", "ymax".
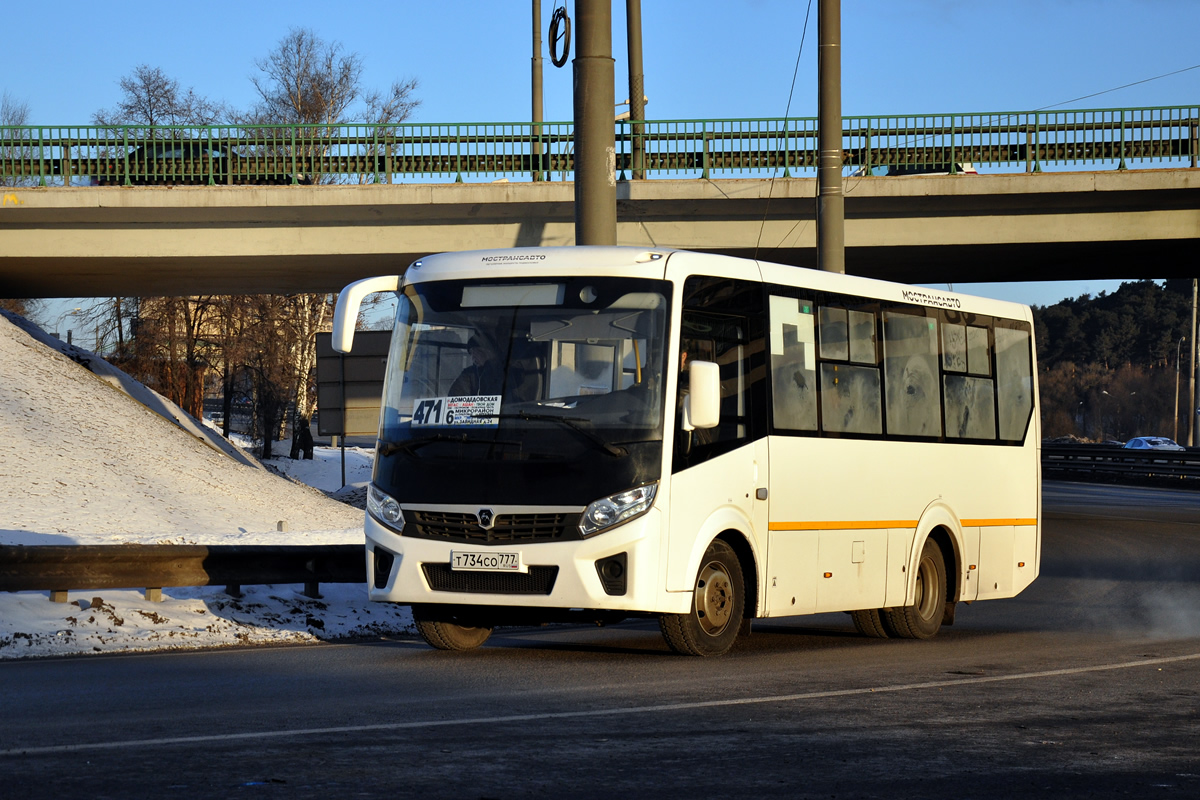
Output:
[
  {"xmin": 883, "ymin": 539, "xmax": 946, "ymax": 640},
  {"xmin": 660, "ymin": 539, "xmax": 745, "ymax": 656},
  {"xmin": 412, "ymin": 605, "xmax": 494, "ymax": 651}
]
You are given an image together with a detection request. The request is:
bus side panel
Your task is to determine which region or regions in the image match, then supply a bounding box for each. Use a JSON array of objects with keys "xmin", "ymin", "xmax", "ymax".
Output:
[
  {"xmin": 815, "ymin": 528, "xmax": 888, "ymax": 613},
  {"xmin": 959, "ymin": 525, "xmax": 982, "ymax": 602},
  {"xmin": 765, "ymin": 530, "xmax": 818, "ymax": 616},
  {"xmin": 664, "ymin": 442, "xmax": 764, "ymax": 595},
  {"xmin": 976, "ymin": 525, "xmax": 1015, "ymax": 600},
  {"xmin": 886, "ymin": 527, "xmax": 915, "ymax": 607},
  {"xmin": 768, "ymin": 436, "xmax": 1038, "ymax": 614},
  {"xmin": 1013, "ymin": 523, "xmax": 1039, "ymax": 594}
]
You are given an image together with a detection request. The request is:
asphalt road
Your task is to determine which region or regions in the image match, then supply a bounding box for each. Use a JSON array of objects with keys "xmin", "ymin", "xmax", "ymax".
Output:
[{"xmin": 2, "ymin": 480, "xmax": 1199, "ymax": 799}]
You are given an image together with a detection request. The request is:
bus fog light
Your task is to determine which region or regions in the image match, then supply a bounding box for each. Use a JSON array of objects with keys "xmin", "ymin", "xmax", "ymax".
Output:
[
  {"xmin": 580, "ymin": 484, "xmax": 657, "ymax": 536},
  {"xmin": 595, "ymin": 552, "xmax": 628, "ymax": 596},
  {"xmin": 367, "ymin": 485, "xmax": 405, "ymax": 529}
]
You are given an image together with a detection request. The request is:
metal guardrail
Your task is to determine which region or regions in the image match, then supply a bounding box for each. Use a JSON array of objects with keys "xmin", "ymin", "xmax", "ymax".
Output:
[
  {"xmin": 1042, "ymin": 443, "xmax": 1200, "ymax": 486},
  {"xmin": 0, "ymin": 544, "xmax": 363, "ymax": 603},
  {"xmin": 1, "ymin": 105, "xmax": 1196, "ymax": 186}
]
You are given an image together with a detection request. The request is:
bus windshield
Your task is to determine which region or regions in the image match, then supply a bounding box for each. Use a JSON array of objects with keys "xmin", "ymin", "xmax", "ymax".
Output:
[{"xmin": 374, "ymin": 276, "xmax": 670, "ymax": 505}]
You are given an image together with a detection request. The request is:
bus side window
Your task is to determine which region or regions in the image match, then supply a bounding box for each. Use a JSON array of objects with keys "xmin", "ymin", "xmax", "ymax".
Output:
[
  {"xmin": 816, "ymin": 303, "xmax": 882, "ymax": 436},
  {"xmin": 678, "ymin": 320, "xmax": 735, "ymax": 447},
  {"xmin": 995, "ymin": 324, "xmax": 1034, "ymax": 441},
  {"xmin": 769, "ymin": 295, "xmax": 817, "ymax": 432},
  {"xmin": 943, "ymin": 320, "xmax": 997, "ymax": 440},
  {"xmin": 674, "ymin": 276, "xmax": 766, "ymax": 470},
  {"xmin": 882, "ymin": 311, "xmax": 942, "ymax": 438}
]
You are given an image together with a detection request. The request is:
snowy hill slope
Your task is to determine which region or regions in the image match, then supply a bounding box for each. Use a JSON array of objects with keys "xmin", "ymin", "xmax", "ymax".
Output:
[
  {"xmin": 0, "ymin": 311, "xmax": 362, "ymax": 545},
  {"xmin": 0, "ymin": 311, "xmax": 413, "ymax": 658}
]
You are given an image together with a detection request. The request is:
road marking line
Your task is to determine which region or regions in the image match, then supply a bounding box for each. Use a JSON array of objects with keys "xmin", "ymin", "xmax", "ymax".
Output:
[{"xmin": 4, "ymin": 652, "xmax": 1199, "ymax": 757}]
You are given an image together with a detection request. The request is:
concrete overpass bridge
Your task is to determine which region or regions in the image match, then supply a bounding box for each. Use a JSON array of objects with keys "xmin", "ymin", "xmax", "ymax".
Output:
[{"xmin": 1, "ymin": 107, "xmax": 1198, "ymax": 297}]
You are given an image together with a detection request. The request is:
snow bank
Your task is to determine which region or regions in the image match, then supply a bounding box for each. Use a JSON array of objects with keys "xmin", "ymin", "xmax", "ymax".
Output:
[
  {"xmin": 0, "ymin": 311, "xmax": 413, "ymax": 658},
  {"xmin": 0, "ymin": 310, "xmax": 363, "ymax": 545}
]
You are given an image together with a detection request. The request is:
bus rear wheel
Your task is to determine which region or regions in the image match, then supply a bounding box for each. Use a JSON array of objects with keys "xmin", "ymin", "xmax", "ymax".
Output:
[
  {"xmin": 411, "ymin": 605, "xmax": 494, "ymax": 651},
  {"xmin": 883, "ymin": 538, "xmax": 946, "ymax": 640},
  {"xmin": 660, "ymin": 539, "xmax": 744, "ymax": 657},
  {"xmin": 851, "ymin": 608, "xmax": 891, "ymax": 638}
]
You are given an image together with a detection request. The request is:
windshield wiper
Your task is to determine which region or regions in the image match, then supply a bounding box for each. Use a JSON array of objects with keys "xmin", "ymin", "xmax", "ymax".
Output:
[{"xmin": 489, "ymin": 412, "xmax": 629, "ymax": 458}]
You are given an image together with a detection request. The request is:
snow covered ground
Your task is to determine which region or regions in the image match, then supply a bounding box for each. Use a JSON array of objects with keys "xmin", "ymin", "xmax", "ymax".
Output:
[{"xmin": 0, "ymin": 310, "xmax": 414, "ymax": 659}]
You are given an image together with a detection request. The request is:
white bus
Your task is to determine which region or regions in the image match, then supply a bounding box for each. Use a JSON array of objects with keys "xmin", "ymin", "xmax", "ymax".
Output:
[{"xmin": 333, "ymin": 247, "xmax": 1040, "ymax": 656}]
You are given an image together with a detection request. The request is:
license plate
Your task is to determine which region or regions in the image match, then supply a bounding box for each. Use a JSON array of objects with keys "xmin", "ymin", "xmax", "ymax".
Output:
[{"xmin": 450, "ymin": 550, "xmax": 527, "ymax": 573}]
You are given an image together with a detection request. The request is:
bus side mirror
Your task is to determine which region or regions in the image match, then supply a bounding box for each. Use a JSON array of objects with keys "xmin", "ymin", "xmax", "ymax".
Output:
[
  {"xmin": 683, "ymin": 360, "xmax": 720, "ymax": 430},
  {"xmin": 332, "ymin": 275, "xmax": 401, "ymax": 353}
]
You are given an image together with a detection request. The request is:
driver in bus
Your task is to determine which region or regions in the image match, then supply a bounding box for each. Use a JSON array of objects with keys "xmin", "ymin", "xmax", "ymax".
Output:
[{"xmin": 449, "ymin": 335, "xmax": 503, "ymax": 396}]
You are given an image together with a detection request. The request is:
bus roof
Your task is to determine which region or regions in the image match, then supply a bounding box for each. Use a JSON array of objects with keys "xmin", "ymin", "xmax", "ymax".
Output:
[{"xmin": 398, "ymin": 247, "xmax": 1032, "ymax": 323}]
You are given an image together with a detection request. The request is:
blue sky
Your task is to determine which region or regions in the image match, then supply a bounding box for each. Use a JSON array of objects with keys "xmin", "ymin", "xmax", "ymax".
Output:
[{"xmin": 7, "ymin": 0, "xmax": 1199, "ymax": 323}]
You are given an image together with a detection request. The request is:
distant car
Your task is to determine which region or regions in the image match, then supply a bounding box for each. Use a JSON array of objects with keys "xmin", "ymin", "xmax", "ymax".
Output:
[
  {"xmin": 95, "ymin": 140, "xmax": 311, "ymax": 186},
  {"xmin": 884, "ymin": 162, "xmax": 978, "ymax": 176},
  {"xmin": 1123, "ymin": 436, "xmax": 1185, "ymax": 451}
]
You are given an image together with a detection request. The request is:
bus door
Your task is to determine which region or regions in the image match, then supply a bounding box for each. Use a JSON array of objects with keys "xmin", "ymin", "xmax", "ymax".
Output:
[
  {"xmin": 762, "ymin": 294, "xmax": 891, "ymax": 616},
  {"xmin": 664, "ymin": 274, "xmax": 769, "ymax": 596}
]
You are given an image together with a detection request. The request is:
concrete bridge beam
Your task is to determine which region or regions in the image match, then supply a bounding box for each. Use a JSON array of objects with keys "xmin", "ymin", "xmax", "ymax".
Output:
[{"xmin": 1, "ymin": 169, "xmax": 1197, "ymax": 297}]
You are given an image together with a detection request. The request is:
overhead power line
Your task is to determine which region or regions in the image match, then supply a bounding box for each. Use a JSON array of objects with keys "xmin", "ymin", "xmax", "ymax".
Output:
[{"xmin": 1040, "ymin": 63, "xmax": 1200, "ymax": 110}]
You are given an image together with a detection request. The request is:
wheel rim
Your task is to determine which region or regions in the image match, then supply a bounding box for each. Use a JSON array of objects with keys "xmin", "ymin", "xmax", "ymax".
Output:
[
  {"xmin": 694, "ymin": 560, "xmax": 734, "ymax": 636},
  {"xmin": 914, "ymin": 555, "xmax": 939, "ymax": 621}
]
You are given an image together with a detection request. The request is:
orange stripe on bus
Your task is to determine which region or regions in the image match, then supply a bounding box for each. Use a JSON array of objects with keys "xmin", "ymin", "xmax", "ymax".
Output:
[
  {"xmin": 768, "ymin": 520, "xmax": 917, "ymax": 531},
  {"xmin": 769, "ymin": 518, "xmax": 1037, "ymax": 531}
]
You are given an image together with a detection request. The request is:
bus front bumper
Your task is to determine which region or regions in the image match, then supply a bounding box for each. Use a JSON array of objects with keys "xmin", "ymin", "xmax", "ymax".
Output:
[{"xmin": 363, "ymin": 508, "xmax": 689, "ymax": 615}]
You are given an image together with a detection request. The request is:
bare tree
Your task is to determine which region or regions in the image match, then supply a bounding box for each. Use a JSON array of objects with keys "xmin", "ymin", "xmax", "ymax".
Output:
[
  {"xmin": 106, "ymin": 296, "xmax": 217, "ymax": 420},
  {"xmin": 246, "ymin": 27, "xmax": 420, "ymax": 184},
  {"xmin": 2, "ymin": 92, "xmax": 41, "ymax": 315},
  {"xmin": 1, "ymin": 90, "xmax": 34, "ymax": 188},
  {"xmin": 249, "ymin": 28, "xmax": 419, "ymax": 126},
  {"xmin": 1, "ymin": 91, "xmax": 30, "ymax": 125},
  {"xmin": 78, "ymin": 296, "xmax": 137, "ymax": 357},
  {"xmin": 0, "ymin": 297, "xmax": 42, "ymax": 319},
  {"xmin": 242, "ymin": 29, "xmax": 418, "ymax": 455},
  {"xmin": 250, "ymin": 29, "xmax": 363, "ymax": 125},
  {"xmin": 93, "ymin": 65, "xmax": 226, "ymax": 130}
]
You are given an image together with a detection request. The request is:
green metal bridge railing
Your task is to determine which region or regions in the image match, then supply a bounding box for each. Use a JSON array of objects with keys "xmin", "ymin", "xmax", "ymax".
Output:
[{"xmin": 1, "ymin": 105, "xmax": 1196, "ymax": 187}]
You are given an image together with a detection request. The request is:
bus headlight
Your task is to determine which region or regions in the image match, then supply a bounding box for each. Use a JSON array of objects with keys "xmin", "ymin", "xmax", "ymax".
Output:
[
  {"xmin": 580, "ymin": 483, "xmax": 657, "ymax": 537},
  {"xmin": 367, "ymin": 484, "xmax": 404, "ymax": 530}
]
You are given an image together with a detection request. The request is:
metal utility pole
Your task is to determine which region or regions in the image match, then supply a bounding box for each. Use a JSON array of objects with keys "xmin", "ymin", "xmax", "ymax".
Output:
[
  {"xmin": 1190, "ymin": 278, "xmax": 1198, "ymax": 447},
  {"xmin": 817, "ymin": 0, "xmax": 845, "ymax": 273},
  {"xmin": 532, "ymin": 0, "xmax": 544, "ymax": 181},
  {"xmin": 573, "ymin": 0, "xmax": 617, "ymax": 245},
  {"xmin": 1176, "ymin": 335, "xmax": 1185, "ymax": 444},
  {"xmin": 626, "ymin": 0, "xmax": 645, "ymax": 180}
]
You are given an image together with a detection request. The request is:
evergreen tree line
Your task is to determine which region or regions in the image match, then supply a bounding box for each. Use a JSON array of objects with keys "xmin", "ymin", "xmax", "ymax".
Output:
[{"xmin": 1034, "ymin": 279, "xmax": 1198, "ymax": 443}]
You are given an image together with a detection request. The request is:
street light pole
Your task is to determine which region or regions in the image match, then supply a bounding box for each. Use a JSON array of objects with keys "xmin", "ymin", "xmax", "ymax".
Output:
[
  {"xmin": 573, "ymin": 0, "xmax": 617, "ymax": 245},
  {"xmin": 531, "ymin": 0, "xmax": 544, "ymax": 182},
  {"xmin": 1191, "ymin": 278, "xmax": 1198, "ymax": 447},
  {"xmin": 54, "ymin": 307, "xmax": 83, "ymax": 346},
  {"xmin": 626, "ymin": 0, "xmax": 646, "ymax": 180},
  {"xmin": 1177, "ymin": 335, "xmax": 1186, "ymax": 443},
  {"xmin": 817, "ymin": 0, "xmax": 845, "ymax": 274}
]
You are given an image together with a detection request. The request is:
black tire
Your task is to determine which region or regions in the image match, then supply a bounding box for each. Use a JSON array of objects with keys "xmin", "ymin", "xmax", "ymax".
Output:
[
  {"xmin": 883, "ymin": 538, "xmax": 946, "ymax": 640},
  {"xmin": 411, "ymin": 605, "xmax": 493, "ymax": 651},
  {"xmin": 660, "ymin": 539, "xmax": 745, "ymax": 656},
  {"xmin": 851, "ymin": 608, "xmax": 891, "ymax": 638}
]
